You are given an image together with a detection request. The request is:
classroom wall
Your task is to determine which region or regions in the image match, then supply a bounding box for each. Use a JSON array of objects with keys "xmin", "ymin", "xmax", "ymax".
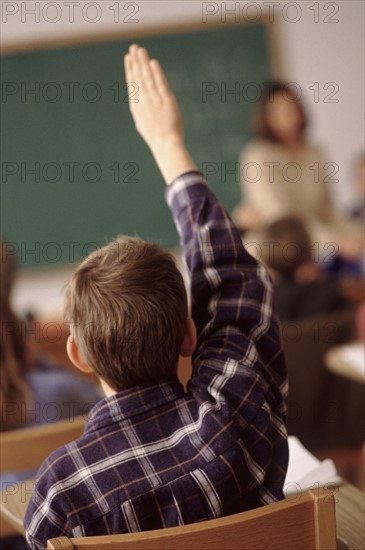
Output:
[
  {"xmin": 2, "ymin": 0, "xmax": 364, "ymax": 210},
  {"xmin": 278, "ymin": 0, "xmax": 365, "ymax": 210}
]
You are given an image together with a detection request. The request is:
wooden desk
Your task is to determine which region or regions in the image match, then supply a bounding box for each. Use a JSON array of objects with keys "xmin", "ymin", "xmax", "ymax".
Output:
[
  {"xmin": 1, "ymin": 480, "xmax": 364, "ymax": 549},
  {"xmin": 0, "ymin": 478, "xmax": 33, "ymax": 537},
  {"xmin": 325, "ymin": 341, "xmax": 365, "ymax": 384},
  {"xmin": 335, "ymin": 483, "xmax": 365, "ymax": 549}
]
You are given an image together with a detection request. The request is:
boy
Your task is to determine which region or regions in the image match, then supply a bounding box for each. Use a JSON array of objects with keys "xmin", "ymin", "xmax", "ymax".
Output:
[{"xmin": 24, "ymin": 45, "xmax": 288, "ymax": 549}]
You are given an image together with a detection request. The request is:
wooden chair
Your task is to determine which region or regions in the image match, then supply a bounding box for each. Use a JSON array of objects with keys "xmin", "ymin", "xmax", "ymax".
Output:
[
  {"xmin": 281, "ymin": 307, "xmax": 365, "ymax": 488},
  {"xmin": 47, "ymin": 488, "xmax": 337, "ymax": 550},
  {"xmin": 0, "ymin": 415, "xmax": 85, "ymax": 473},
  {"xmin": 282, "ymin": 306, "xmax": 360, "ymax": 447},
  {"xmin": 0, "ymin": 416, "xmax": 85, "ymax": 537}
]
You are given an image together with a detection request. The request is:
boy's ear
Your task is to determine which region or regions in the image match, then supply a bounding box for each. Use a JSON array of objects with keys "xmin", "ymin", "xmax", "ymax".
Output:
[
  {"xmin": 180, "ymin": 318, "xmax": 197, "ymax": 357},
  {"xmin": 67, "ymin": 334, "xmax": 93, "ymax": 374}
]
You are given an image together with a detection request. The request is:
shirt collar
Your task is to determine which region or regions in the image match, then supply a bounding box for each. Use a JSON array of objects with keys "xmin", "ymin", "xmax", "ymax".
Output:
[{"xmin": 84, "ymin": 379, "xmax": 186, "ymax": 433}]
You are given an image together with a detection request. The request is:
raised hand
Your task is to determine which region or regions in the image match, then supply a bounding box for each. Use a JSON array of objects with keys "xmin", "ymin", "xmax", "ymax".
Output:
[
  {"xmin": 124, "ymin": 44, "xmax": 197, "ymax": 184},
  {"xmin": 124, "ymin": 44, "xmax": 184, "ymax": 154}
]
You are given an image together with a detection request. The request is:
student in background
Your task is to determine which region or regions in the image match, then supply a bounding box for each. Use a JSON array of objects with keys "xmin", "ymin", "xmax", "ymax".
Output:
[
  {"xmin": 0, "ymin": 239, "xmax": 102, "ymax": 434},
  {"xmin": 24, "ymin": 45, "xmax": 288, "ymax": 549},
  {"xmin": 232, "ymin": 82, "xmax": 362, "ymax": 264},
  {"xmin": 261, "ymin": 217, "xmax": 348, "ymax": 322}
]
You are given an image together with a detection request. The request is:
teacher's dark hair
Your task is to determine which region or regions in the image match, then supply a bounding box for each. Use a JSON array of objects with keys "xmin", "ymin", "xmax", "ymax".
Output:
[{"xmin": 253, "ymin": 81, "xmax": 308, "ymax": 143}]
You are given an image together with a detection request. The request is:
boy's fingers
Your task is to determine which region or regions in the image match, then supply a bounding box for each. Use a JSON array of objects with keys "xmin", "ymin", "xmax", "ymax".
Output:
[
  {"xmin": 127, "ymin": 44, "xmax": 143, "ymax": 82},
  {"xmin": 150, "ymin": 59, "xmax": 170, "ymax": 94},
  {"xmin": 124, "ymin": 53, "xmax": 140, "ymax": 107},
  {"xmin": 124, "ymin": 53, "xmax": 134, "ymax": 84},
  {"xmin": 129, "ymin": 43, "xmax": 140, "ymax": 56},
  {"xmin": 137, "ymin": 47, "xmax": 157, "ymax": 93},
  {"xmin": 125, "ymin": 45, "xmax": 140, "ymax": 85}
]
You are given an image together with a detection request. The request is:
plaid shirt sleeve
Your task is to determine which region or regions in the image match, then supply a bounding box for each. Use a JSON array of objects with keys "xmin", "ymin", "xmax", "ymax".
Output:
[{"xmin": 165, "ymin": 171, "xmax": 288, "ymax": 422}]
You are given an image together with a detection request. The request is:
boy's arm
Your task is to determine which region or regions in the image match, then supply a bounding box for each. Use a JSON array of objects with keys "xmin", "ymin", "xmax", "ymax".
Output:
[
  {"xmin": 165, "ymin": 174, "xmax": 288, "ymax": 424},
  {"xmin": 125, "ymin": 46, "xmax": 288, "ymax": 423}
]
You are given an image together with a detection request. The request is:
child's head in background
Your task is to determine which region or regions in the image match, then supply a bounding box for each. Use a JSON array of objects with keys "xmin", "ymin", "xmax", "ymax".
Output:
[
  {"xmin": 64, "ymin": 235, "xmax": 195, "ymax": 394},
  {"xmin": 262, "ymin": 217, "xmax": 314, "ymax": 281}
]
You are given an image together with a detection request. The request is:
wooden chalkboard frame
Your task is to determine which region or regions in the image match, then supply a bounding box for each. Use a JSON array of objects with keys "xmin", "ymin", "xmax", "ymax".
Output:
[{"xmin": 1, "ymin": 16, "xmax": 283, "ymax": 77}]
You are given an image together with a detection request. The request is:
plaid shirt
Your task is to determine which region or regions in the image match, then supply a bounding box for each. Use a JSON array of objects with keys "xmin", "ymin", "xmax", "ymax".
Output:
[{"xmin": 24, "ymin": 172, "xmax": 288, "ymax": 549}]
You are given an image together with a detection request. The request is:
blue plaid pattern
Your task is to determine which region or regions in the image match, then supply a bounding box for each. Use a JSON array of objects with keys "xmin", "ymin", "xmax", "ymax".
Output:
[{"xmin": 24, "ymin": 172, "xmax": 288, "ymax": 549}]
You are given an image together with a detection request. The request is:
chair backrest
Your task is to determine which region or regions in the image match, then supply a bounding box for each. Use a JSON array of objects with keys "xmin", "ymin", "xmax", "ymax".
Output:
[
  {"xmin": 0, "ymin": 416, "xmax": 85, "ymax": 538},
  {"xmin": 281, "ymin": 306, "xmax": 364, "ymax": 448},
  {"xmin": 47, "ymin": 488, "xmax": 336, "ymax": 550},
  {"xmin": 0, "ymin": 415, "xmax": 85, "ymax": 473}
]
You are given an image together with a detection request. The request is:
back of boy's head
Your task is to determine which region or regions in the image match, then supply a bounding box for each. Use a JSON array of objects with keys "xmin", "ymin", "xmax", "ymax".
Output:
[
  {"xmin": 64, "ymin": 236, "xmax": 188, "ymax": 392},
  {"xmin": 262, "ymin": 217, "xmax": 312, "ymax": 278}
]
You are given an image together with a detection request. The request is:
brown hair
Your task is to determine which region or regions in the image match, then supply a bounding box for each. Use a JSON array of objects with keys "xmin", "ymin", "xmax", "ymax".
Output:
[
  {"xmin": 254, "ymin": 82, "xmax": 308, "ymax": 144},
  {"xmin": 0, "ymin": 239, "xmax": 32, "ymax": 431},
  {"xmin": 64, "ymin": 236, "xmax": 188, "ymax": 392},
  {"xmin": 262, "ymin": 217, "xmax": 312, "ymax": 278},
  {"xmin": 0, "ymin": 238, "xmax": 17, "ymax": 304}
]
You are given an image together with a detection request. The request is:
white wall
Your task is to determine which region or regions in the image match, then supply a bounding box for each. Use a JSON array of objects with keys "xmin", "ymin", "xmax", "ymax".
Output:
[{"xmin": 277, "ymin": 0, "xmax": 365, "ymax": 209}]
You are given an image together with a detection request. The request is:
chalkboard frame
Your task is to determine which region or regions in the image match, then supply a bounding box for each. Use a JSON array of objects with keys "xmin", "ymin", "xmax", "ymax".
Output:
[{"xmin": 1, "ymin": 16, "xmax": 283, "ymax": 74}]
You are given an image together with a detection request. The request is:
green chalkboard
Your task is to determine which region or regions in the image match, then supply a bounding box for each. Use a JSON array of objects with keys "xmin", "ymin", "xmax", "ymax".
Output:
[{"xmin": 1, "ymin": 23, "xmax": 272, "ymax": 268}]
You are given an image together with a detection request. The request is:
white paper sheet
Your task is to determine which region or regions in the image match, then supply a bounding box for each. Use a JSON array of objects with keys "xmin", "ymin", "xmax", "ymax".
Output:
[{"xmin": 284, "ymin": 436, "xmax": 342, "ymax": 496}]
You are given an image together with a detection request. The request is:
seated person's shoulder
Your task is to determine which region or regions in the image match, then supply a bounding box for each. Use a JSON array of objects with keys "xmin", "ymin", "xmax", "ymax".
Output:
[
  {"xmin": 26, "ymin": 363, "xmax": 102, "ymax": 425},
  {"xmin": 276, "ymin": 278, "xmax": 347, "ymax": 321}
]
